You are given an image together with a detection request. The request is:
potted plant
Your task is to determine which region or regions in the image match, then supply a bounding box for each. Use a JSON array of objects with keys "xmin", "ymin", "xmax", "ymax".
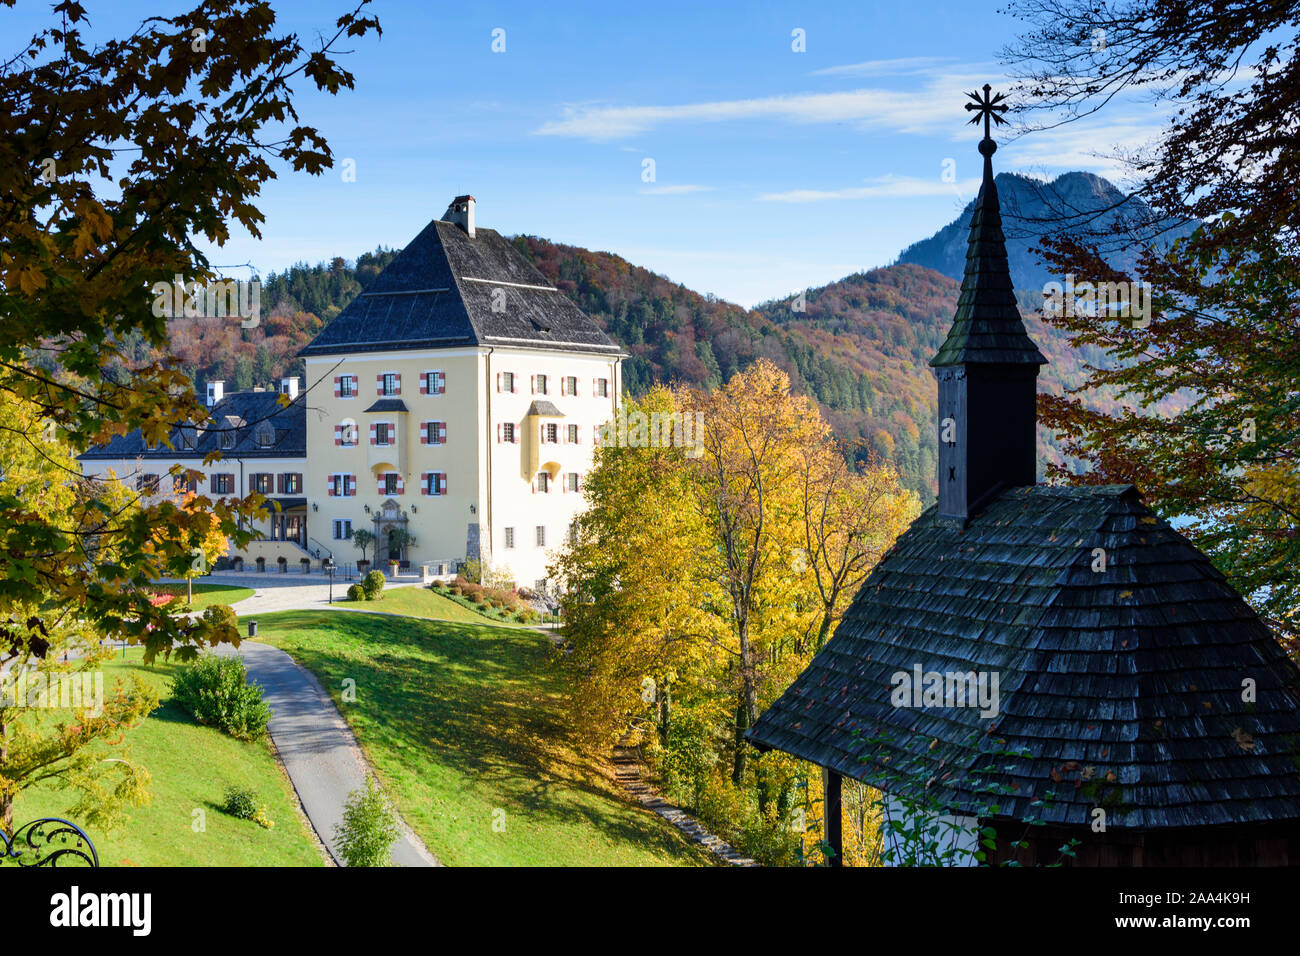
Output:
[
  {"xmin": 352, "ymin": 528, "xmax": 374, "ymax": 574},
  {"xmin": 386, "ymin": 527, "xmax": 415, "ymax": 575}
]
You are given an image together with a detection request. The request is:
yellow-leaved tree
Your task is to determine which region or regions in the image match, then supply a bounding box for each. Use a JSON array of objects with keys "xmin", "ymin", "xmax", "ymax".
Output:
[
  {"xmin": 0, "ymin": 398, "xmax": 158, "ymax": 834},
  {"xmin": 556, "ymin": 386, "xmax": 720, "ymax": 748},
  {"xmin": 554, "ymin": 360, "xmax": 918, "ymax": 864}
]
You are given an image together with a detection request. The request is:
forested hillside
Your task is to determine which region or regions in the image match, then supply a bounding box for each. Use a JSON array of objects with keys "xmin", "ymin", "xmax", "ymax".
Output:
[{"xmin": 145, "ymin": 236, "xmax": 1177, "ymax": 499}]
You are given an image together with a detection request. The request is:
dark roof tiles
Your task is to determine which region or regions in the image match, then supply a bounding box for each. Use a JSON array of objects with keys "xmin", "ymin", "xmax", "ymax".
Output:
[
  {"xmin": 747, "ymin": 484, "xmax": 1300, "ymax": 829},
  {"xmin": 79, "ymin": 390, "xmax": 306, "ymax": 461},
  {"xmin": 300, "ymin": 219, "xmax": 619, "ymax": 357},
  {"xmin": 930, "ymin": 152, "xmax": 1046, "ymax": 368}
]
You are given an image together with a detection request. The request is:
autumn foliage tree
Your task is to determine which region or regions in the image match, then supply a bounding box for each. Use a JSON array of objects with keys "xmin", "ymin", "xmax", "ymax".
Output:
[
  {"xmin": 556, "ymin": 387, "xmax": 718, "ymax": 750},
  {"xmin": 0, "ymin": 398, "xmax": 159, "ymax": 832},
  {"xmin": 554, "ymin": 361, "xmax": 916, "ymax": 863},
  {"xmin": 1005, "ymin": 0, "xmax": 1300, "ymax": 639},
  {"xmin": 0, "ymin": 0, "xmax": 380, "ymax": 827},
  {"xmin": 0, "ymin": 0, "xmax": 379, "ymax": 655}
]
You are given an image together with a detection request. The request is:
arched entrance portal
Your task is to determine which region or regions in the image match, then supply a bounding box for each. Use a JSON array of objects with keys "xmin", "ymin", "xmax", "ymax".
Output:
[{"xmin": 373, "ymin": 499, "xmax": 410, "ymax": 568}]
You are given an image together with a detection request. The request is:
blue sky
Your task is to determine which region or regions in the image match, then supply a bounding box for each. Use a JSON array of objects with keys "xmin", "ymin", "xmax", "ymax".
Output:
[{"xmin": 8, "ymin": 0, "xmax": 1163, "ymax": 305}]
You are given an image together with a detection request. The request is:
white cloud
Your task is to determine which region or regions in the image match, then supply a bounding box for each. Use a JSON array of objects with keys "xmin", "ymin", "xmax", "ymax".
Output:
[
  {"xmin": 810, "ymin": 56, "xmax": 955, "ymax": 77},
  {"xmin": 1004, "ymin": 116, "xmax": 1166, "ymax": 181},
  {"xmin": 535, "ymin": 73, "xmax": 994, "ymax": 141},
  {"xmin": 759, "ymin": 175, "xmax": 982, "ymax": 203},
  {"xmin": 640, "ymin": 184, "xmax": 713, "ymax": 195}
]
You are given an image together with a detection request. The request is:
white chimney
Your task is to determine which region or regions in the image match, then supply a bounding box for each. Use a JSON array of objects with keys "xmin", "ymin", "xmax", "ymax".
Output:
[
  {"xmin": 280, "ymin": 376, "xmax": 300, "ymax": 399},
  {"xmin": 444, "ymin": 195, "xmax": 476, "ymax": 238},
  {"xmin": 206, "ymin": 380, "xmax": 224, "ymax": 406}
]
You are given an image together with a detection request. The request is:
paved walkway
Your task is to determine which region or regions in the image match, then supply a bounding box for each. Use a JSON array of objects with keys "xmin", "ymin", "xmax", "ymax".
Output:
[
  {"xmin": 202, "ymin": 572, "xmax": 425, "ymax": 616},
  {"xmin": 192, "ymin": 574, "xmax": 554, "ymax": 867},
  {"xmin": 197, "ymin": 573, "xmax": 436, "ymax": 866},
  {"xmin": 215, "ymin": 639, "xmax": 439, "ymax": 867}
]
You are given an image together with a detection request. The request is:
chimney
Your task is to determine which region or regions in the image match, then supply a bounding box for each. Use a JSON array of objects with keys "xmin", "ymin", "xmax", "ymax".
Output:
[
  {"xmin": 444, "ymin": 195, "xmax": 476, "ymax": 238},
  {"xmin": 280, "ymin": 376, "xmax": 300, "ymax": 399},
  {"xmin": 930, "ymin": 86, "xmax": 1047, "ymax": 526},
  {"xmin": 206, "ymin": 380, "xmax": 224, "ymax": 407}
]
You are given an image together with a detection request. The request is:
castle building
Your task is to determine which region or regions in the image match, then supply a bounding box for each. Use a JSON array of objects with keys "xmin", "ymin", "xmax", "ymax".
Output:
[{"xmin": 81, "ymin": 196, "xmax": 624, "ymax": 588}]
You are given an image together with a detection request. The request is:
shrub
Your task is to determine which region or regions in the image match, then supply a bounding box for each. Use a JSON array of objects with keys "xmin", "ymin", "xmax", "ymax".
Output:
[
  {"xmin": 223, "ymin": 785, "xmax": 258, "ymax": 819},
  {"xmin": 430, "ymin": 579, "xmax": 445, "ymax": 589},
  {"xmin": 482, "ymin": 566, "xmax": 515, "ymax": 591},
  {"xmin": 203, "ymin": 603, "xmax": 238, "ymax": 639},
  {"xmin": 362, "ymin": 570, "xmax": 386, "ymax": 600},
  {"xmin": 346, "ymin": 583, "xmax": 365, "ymax": 602},
  {"xmin": 663, "ymin": 709, "xmax": 719, "ymax": 811},
  {"xmin": 334, "ymin": 778, "xmax": 399, "ymax": 867},
  {"xmin": 461, "ymin": 559, "xmax": 482, "ymax": 585},
  {"xmin": 222, "ymin": 785, "xmax": 274, "ymax": 829},
  {"xmin": 171, "ymin": 655, "xmax": 272, "ymax": 740}
]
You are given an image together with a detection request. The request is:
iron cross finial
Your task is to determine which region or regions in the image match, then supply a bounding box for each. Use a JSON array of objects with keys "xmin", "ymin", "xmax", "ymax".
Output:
[{"xmin": 964, "ymin": 83, "xmax": 1008, "ymax": 142}]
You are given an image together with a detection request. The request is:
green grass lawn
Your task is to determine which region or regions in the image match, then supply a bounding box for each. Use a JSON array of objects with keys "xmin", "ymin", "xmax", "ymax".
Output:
[
  {"xmin": 339, "ymin": 585, "xmax": 536, "ymax": 627},
  {"xmin": 11, "ymin": 652, "xmax": 324, "ymax": 867},
  {"xmin": 153, "ymin": 581, "xmax": 255, "ymax": 611},
  {"xmin": 255, "ymin": 609, "xmax": 714, "ymax": 867}
]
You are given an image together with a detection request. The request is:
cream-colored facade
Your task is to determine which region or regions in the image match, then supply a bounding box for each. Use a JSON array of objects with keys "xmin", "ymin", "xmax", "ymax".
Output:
[
  {"xmin": 82, "ymin": 196, "xmax": 624, "ymax": 589},
  {"xmin": 78, "ymin": 388, "xmax": 316, "ymax": 571},
  {"xmin": 306, "ymin": 344, "xmax": 620, "ymax": 587}
]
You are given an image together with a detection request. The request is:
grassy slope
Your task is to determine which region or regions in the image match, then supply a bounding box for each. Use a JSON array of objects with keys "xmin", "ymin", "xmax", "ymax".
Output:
[
  {"xmin": 154, "ymin": 581, "xmax": 255, "ymax": 611},
  {"xmin": 256, "ymin": 609, "xmax": 713, "ymax": 867},
  {"xmin": 11, "ymin": 652, "xmax": 323, "ymax": 867},
  {"xmin": 347, "ymin": 586, "xmax": 535, "ymax": 627}
]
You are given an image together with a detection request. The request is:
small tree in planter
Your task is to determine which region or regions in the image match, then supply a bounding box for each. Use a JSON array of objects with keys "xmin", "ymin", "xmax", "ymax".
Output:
[
  {"xmin": 352, "ymin": 529, "xmax": 374, "ymax": 572},
  {"xmin": 386, "ymin": 528, "xmax": 415, "ymax": 573}
]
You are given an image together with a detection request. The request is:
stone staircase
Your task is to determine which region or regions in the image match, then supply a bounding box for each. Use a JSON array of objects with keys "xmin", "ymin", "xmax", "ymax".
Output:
[{"xmin": 612, "ymin": 742, "xmax": 756, "ymax": 866}]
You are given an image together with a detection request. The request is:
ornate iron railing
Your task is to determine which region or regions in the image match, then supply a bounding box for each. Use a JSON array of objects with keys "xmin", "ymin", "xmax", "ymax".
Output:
[{"xmin": 0, "ymin": 818, "xmax": 99, "ymax": 867}]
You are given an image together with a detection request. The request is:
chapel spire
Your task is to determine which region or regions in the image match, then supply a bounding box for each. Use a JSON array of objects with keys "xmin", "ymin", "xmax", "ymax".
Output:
[
  {"xmin": 931, "ymin": 85, "xmax": 1047, "ymax": 368},
  {"xmin": 932, "ymin": 85, "xmax": 1047, "ymax": 524}
]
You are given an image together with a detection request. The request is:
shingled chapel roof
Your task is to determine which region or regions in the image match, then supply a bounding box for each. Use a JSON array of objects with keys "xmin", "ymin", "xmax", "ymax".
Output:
[{"xmin": 747, "ymin": 484, "xmax": 1300, "ymax": 828}]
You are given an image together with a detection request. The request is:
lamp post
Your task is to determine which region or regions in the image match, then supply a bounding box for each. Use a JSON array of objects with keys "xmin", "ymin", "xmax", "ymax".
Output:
[{"xmin": 325, "ymin": 558, "xmax": 335, "ymax": 604}]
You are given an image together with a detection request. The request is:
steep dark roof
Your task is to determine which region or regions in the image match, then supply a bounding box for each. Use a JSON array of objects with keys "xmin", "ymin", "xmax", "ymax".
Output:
[
  {"xmin": 527, "ymin": 400, "xmax": 563, "ymax": 417},
  {"xmin": 364, "ymin": 399, "xmax": 408, "ymax": 414},
  {"xmin": 79, "ymin": 390, "xmax": 307, "ymax": 461},
  {"xmin": 930, "ymin": 143, "xmax": 1047, "ymax": 368},
  {"xmin": 299, "ymin": 218, "xmax": 622, "ymax": 358},
  {"xmin": 748, "ymin": 485, "xmax": 1300, "ymax": 828}
]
